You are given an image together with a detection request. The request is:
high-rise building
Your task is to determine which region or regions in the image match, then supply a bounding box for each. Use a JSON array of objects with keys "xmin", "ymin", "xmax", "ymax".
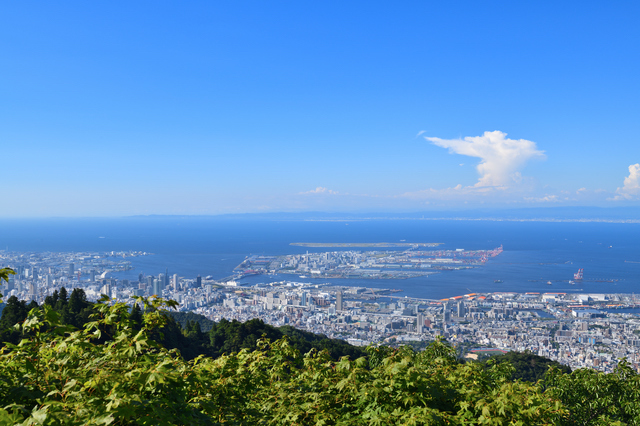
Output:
[
  {"xmin": 90, "ymin": 269, "xmax": 96, "ymax": 282},
  {"xmin": 158, "ymin": 274, "xmax": 165, "ymax": 290},
  {"xmin": 31, "ymin": 267, "xmax": 38, "ymax": 280},
  {"xmin": 336, "ymin": 291, "xmax": 343, "ymax": 311},
  {"xmin": 147, "ymin": 276, "xmax": 154, "ymax": 289},
  {"xmin": 101, "ymin": 283, "xmax": 111, "ymax": 297},
  {"xmin": 457, "ymin": 301, "xmax": 466, "ymax": 318},
  {"xmin": 172, "ymin": 274, "xmax": 178, "ymax": 290},
  {"xmin": 15, "ymin": 265, "xmax": 25, "ymax": 278},
  {"xmin": 416, "ymin": 313, "xmax": 425, "ymax": 333},
  {"xmin": 301, "ymin": 292, "xmax": 308, "ymax": 307},
  {"xmin": 68, "ymin": 263, "xmax": 74, "ymax": 276},
  {"xmin": 442, "ymin": 302, "xmax": 451, "ymax": 323},
  {"xmin": 196, "ymin": 275, "xmax": 202, "ymax": 288}
]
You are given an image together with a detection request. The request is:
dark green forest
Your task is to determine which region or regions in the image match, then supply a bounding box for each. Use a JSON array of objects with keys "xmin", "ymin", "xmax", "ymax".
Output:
[
  {"xmin": 1, "ymin": 267, "xmax": 640, "ymax": 425},
  {"xmin": 0, "ymin": 286, "xmax": 364, "ymax": 363}
]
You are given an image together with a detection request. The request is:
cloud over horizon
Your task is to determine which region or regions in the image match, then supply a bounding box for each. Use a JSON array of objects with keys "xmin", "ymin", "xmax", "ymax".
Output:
[
  {"xmin": 425, "ymin": 131, "xmax": 546, "ymax": 188},
  {"xmin": 613, "ymin": 163, "xmax": 640, "ymax": 200},
  {"xmin": 300, "ymin": 187, "xmax": 339, "ymax": 195}
]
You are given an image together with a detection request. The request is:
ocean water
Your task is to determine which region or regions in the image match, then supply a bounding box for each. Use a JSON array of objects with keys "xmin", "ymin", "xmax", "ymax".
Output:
[{"xmin": 1, "ymin": 217, "xmax": 639, "ymax": 300}]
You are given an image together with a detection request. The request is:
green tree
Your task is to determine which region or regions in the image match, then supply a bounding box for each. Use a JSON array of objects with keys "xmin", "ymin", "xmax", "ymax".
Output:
[
  {"xmin": 486, "ymin": 350, "xmax": 571, "ymax": 383},
  {"xmin": 55, "ymin": 286, "xmax": 68, "ymax": 311},
  {"xmin": 6, "ymin": 291, "xmax": 640, "ymax": 425},
  {"xmin": 0, "ymin": 295, "xmax": 28, "ymax": 345},
  {"xmin": 129, "ymin": 302, "xmax": 143, "ymax": 331},
  {"xmin": 44, "ymin": 290, "xmax": 59, "ymax": 307},
  {"xmin": 546, "ymin": 360, "xmax": 640, "ymax": 425},
  {"xmin": 0, "ymin": 268, "xmax": 14, "ymax": 284}
]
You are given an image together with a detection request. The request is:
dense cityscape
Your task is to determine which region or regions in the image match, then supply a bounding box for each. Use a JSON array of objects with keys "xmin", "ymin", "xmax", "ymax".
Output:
[{"xmin": 2, "ymin": 249, "xmax": 640, "ymax": 373}]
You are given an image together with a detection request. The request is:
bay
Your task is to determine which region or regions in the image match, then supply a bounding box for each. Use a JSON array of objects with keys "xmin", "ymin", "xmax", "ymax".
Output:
[{"xmin": 0, "ymin": 217, "xmax": 639, "ymax": 300}]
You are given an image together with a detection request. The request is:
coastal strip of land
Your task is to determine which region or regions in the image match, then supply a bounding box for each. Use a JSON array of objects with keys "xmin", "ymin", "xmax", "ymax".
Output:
[{"xmin": 290, "ymin": 242, "xmax": 443, "ymax": 248}]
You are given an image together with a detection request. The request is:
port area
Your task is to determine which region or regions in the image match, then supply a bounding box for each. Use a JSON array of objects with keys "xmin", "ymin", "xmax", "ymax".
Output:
[
  {"xmin": 233, "ymin": 245, "xmax": 503, "ymax": 280},
  {"xmin": 291, "ymin": 242, "xmax": 443, "ymax": 248}
]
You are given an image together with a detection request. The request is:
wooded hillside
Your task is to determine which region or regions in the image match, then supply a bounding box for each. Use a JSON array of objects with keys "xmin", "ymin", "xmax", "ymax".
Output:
[{"xmin": 1, "ymin": 268, "xmax": 639, "ymax": 425}]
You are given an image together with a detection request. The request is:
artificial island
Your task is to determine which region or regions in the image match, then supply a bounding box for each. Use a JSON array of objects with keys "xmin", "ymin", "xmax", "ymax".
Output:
[{"xmin": 233, "ymin": 243, "xmax": 503, "ymax": 280}]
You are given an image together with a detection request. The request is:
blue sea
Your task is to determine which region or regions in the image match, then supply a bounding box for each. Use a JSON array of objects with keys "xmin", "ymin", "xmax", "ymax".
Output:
[{"xmin": 1, "ymin": 217, "xmax": 639, "ymax": 300}]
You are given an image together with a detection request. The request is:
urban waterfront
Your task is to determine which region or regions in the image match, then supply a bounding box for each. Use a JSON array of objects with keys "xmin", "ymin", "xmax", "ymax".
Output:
[
  {"xmin": 2, "ymin": 218, "xmax": 640, "ymax": 373},
  {"xmin": 1, "ymin": 217, "xmax": 640, "ymax": 299}
]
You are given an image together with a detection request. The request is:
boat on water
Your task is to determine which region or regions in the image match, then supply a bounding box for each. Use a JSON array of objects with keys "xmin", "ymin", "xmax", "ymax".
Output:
[
  {"xmin": 494, "ymin": 279, "xmax": 503, "ymax": 283},
  {"xmin": 547, "ymin": 281, "xmax": 552, "ymax": 285}
]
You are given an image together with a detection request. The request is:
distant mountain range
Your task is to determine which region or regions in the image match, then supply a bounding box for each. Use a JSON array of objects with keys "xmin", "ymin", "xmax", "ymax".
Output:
[{"xmin": 130, "ymin": 206, "xmax": 639, "ymax": 222}]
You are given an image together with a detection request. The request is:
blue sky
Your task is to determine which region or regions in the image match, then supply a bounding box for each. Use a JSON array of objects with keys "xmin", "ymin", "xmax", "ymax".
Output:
[{"xmin": 2, "ymin": 1, "xmax": 640, "ymax": 217}]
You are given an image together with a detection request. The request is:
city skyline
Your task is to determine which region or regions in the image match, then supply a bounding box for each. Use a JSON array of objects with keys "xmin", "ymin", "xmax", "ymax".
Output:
[
  {"xmin": 2, "ymin": 2, "xmax": 640, "ymax": 217},
  {"xmin": 3, "ymin": 246, "xmax": 639, "ymax": 373}
]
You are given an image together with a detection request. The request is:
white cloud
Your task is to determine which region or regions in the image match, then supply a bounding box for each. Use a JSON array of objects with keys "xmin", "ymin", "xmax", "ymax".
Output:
[
  {"xmin": 300, "ymin": 187, "xmax": 338, "ymax": 195},
  {"xmin": 613, "ymin": 163, "xmax": 640, "ymax": 200},
  {"xmin": 399, "ymin": 182, "xmax": 509, "ymax": 202},
  {"xmin": 524, "ymin": 195, "xmax": 560, "ymax": 203},
  {"xmin": 425, "ymin": 130, "xmax": 545, "ymax": 188}
]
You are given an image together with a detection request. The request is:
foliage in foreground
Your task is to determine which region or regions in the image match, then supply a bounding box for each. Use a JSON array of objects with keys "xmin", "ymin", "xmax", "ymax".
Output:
[
  {"xmin": 0, "ymin": 276, "xmax": 637, "ymax": 424},
  {"xmin": 169, "ymin": 312, "xmax": 366, "ymax": 361},
  {"xmin": 484, "ymin": 351, "xmax": 571, "ymax": 383},
  {"xmin": 0, "ymin": 296, "xmax": 567, "ymax": 425},
  {"xmin": 0, "ymin": 287, "xmax": 363, "ymax": 363}
]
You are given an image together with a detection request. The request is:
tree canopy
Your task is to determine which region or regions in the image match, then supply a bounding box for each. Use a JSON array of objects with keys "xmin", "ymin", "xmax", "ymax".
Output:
[
  {"xmin": 0, "ymin": 270, "xmax": 637, "ymax": 425},
  {"xmin": 484, "ymin": 350, "xmax": 571, "ymax": 383},
  {"xmin": 0, "ymin": 298, "xmax": 569, "ymax": 425}
]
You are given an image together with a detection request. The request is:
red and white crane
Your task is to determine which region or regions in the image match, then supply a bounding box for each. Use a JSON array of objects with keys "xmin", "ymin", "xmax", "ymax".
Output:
[{"xmin": 574, "ymin": 268, "xmax": 584, "ymax": 280}]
